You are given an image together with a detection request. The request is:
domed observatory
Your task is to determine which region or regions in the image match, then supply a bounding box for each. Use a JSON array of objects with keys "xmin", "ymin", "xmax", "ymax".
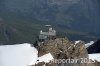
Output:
[{"xmin": 39, "ymin": 26, "xmax": 56, "ymax": 41}]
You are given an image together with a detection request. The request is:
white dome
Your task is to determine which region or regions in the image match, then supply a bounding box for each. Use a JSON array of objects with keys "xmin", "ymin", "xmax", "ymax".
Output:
[
  {"xmin": 40, "ymin": 30, "xmax": 43, "ymax": 34},
  {"xmin": 49, "ymin": 27, "xmax": 53, "ymax": 31}
]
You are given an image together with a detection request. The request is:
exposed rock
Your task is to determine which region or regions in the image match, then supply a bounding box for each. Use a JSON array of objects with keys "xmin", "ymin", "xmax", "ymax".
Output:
[
  {"xmin": 31, "ymin": 38, "xmax": 100, "ymax": 66},
  {"xmin": 34, "ymin": 38, "xmax": 89, "ymax": 66}
]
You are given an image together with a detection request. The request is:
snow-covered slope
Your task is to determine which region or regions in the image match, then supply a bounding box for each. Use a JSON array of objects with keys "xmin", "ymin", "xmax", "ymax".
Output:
[
  {"xmin": 36, "ymin": 53, "xmax": 53, "ymax": 64},
  {"xmin": 85, "ymin": 41, "xmax": 94, "ymax": 48},
  {"xmin": 0, "ymin": 43, "xmax": 38, "ymax": 66},
  {"xmin": 89, "ymin": 53, "xmax": 100, "ymax": 62},
  {"xmin": 29, "ymin": 53, "xmax": 54, "ymax": 65},
  {"xmin": 0, "ymin": 42, "xmax": 99, "ymax": 66}
]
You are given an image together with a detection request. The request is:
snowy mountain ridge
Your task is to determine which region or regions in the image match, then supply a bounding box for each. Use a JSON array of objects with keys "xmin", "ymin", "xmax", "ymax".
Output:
[{"xmin": 0, "ymin": 39, "xmax": 100, "ymax": 66}]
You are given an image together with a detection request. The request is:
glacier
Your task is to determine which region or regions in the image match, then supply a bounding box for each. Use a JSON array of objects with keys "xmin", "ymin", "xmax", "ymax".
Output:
[{"xmin": 0, "ymin": 43, "xmax": 38, "ymax": 66}]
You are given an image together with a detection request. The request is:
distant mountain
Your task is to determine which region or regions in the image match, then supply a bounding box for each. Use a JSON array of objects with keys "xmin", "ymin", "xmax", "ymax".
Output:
[
  {"xmin": 0, "ymin": 0, "xmax": 100, "ymax": 44},
  {"xmin": 2, "ymin": 0, "xmax": 100, "ymax": 33},
  {"xmin": 87, "ymin": 39, "xmax": 100, "ymax": 54},
  {"xmin": 0, "ymin": 11, "xmax": 46, "ymax": 45}
]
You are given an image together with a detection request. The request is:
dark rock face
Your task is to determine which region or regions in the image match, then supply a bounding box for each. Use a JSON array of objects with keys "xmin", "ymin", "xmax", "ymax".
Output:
[{"xmin": 87, "ymin": 39, "xmax": 100, "ymax": 54}]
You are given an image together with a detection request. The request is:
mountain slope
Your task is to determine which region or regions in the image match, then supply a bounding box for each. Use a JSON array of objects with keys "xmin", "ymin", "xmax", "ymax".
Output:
[
  {"xmin": 0, "ymin": 10, "xmax": 92, "ymax": 45},
  {"xmin": 2, "ymin": 0, "xmax": 100, "ymax": 34},
  {"xmin": 0, "ymin": 0, "xmax": 99, "ymax": 44},
  {"xmin": 0, "ymin": 11, "xmax": 46, "ymax": 45}
]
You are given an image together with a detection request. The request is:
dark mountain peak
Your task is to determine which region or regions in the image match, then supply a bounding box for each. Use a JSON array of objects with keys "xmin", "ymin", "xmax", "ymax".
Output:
[{"xmin": 87, "ymin": 38, "xmax": 100, "ymax": 54}]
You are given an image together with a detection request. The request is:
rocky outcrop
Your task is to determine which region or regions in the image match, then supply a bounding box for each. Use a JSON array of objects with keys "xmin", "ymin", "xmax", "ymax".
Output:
[
  {"xmin": 31, "ymin": 38, "xmax": 100, "ymax": 66},
  {"xmin": 34, "ymin": 38, "xmax": 90, "ymax": 66},
  {"xmin": 38, "ymin": 38, "xmax": 88, "ymax": 58}
]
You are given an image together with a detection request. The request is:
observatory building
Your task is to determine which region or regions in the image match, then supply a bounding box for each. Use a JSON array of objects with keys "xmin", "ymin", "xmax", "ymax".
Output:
[{"xmin": 39, "ymin": 27, "xmax": 56, "ymax": 41}]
